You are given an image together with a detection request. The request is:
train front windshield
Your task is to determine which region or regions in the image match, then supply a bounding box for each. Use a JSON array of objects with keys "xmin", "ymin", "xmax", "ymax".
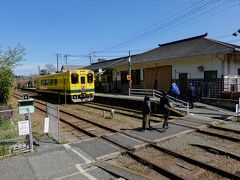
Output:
[{"xmin": 87, "ymin": 73, "xmax": 93, "ymax": 83}]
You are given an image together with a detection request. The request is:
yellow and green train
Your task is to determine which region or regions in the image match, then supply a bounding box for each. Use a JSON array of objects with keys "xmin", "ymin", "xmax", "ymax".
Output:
[{"xmin": 35, "ymin": 69, "xmax": 95, "ymax": 102}]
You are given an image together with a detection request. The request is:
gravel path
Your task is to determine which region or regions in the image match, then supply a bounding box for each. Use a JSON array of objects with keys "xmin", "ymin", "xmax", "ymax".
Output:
[
  {"xmin": 158, "ymin": 132, "xmax": 240, "ymax": 178},
  {"xmin": 108, "ymin": 155, "xmax": 167, "ymax": 180}
]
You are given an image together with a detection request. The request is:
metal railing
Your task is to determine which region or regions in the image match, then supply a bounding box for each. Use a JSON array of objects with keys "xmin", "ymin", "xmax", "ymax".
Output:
[
  {"xmin": 0, "ymin": 108, "xmax": 33, "ymax": 158},
  {"xmin": 46, "ymin": 103, "xmax": 60, "ymax": 143},
  {"xmin": 129, "ymin": 88, "xmax": 189, "ymax": 115},
  {"xmin": 129, "ymin": 88, "xmax": 154, "ymax": 97}
]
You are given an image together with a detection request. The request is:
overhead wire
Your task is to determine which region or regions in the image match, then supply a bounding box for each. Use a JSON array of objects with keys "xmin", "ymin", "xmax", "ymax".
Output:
[
  {"xmin": 123, "ymin": 0, "xmax": 237, "ymax": 49},
  {"xmin": 96, "ymin": 0, "xmax": 218, "ymax": 52},
  {"xmin": 105, "ymin": 0, "xmax": 237, "ymax": 50},
  {"xmin": 95, "ymin": 0, "xmax": 203, "ymax": 52},
  {"xmin": 58, "ymin": 0, "xmax": 239, "ymax": 66}
]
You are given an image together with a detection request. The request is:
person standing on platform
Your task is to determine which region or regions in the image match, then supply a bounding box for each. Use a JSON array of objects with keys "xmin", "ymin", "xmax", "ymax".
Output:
[
  {"xmin": 170, "ymin": 83, "xmax": 180, "ymax": 97},
  {"xmin": 170, "ymin": 82, "xmax": 180, "ymax": 104},
  {"xmin": 142, "ymin": 96, "xmax": 151, "ymax": 131},
  {"xmin": 187, "ymin": 83, "xmax": 196, "ymax": 109},
  {"xmin": 160, "ymin": 91, "xmax": 171, "ymax": 132}
]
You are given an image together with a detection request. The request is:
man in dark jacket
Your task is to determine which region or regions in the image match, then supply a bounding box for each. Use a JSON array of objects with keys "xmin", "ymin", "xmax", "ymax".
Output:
[
  {"xmin": 160, "ymin": 91, "xmax": 171, "ymax": 131},
  {"xmin": 187, "ymin": 83, "xmax": 196, "ymax": 109},
  {"xmin": 142, "ymin": 96, "xmax": 151, "ymax": 131}
]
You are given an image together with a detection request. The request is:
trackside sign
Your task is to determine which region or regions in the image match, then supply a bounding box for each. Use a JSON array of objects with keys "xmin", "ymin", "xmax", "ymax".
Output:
[{"xmin": 18, "ymin": 120, "xmax": 30, "ymax": 136}]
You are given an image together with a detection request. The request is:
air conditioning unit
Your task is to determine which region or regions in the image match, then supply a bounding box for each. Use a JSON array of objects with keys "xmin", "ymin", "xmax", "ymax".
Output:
[{"xmin": 197, "ymin": 66, "xmax": 204, "ymax": 72}]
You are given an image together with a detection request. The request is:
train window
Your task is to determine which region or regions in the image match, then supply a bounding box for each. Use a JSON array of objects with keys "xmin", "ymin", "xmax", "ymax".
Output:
[
  {"xmin": 50, "ymin": 79, "xmax": 53, "ymax": 85},
  {"xmin": 81, "ymin": 77, "xmax": 85, "ymax": 84},
  {"xmin": 71, "ymin": 73, "xmax": 79, "ymax": 84},
  {"xmin": 54, "ymin": 79, "xmax": 57, "ymax": 85},
  {"xmin": 87, "ymin": 73, "xmax": 93, "ymax": 83}
]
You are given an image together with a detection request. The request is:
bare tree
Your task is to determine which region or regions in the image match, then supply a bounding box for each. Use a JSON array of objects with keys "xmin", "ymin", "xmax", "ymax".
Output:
[{"xmin": 42, "ymin": 64, "xmax": 56, "ymax": 74}]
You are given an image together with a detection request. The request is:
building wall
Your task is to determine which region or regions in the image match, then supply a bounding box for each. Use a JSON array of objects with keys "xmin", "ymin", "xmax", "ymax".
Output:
[
  {"xmin": 227, "ymin": 54, "xmax": 240, "ymax": 75},
  {"xmin": 113, "ymin": 55, "xmax": 225, "ymax": 79},
  {"xmin": 171, "ymin": 55, "xmax": 224, "ymax": 79},
  {"xmin": 106, "ymin": 54, "xmax": 240, "ymax": 96}
]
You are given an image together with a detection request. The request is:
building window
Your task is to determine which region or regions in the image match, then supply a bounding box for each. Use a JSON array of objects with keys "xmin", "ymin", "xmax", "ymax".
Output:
[
  {"xmin": 131, "ymin": 69, "xmax": 140, "ymax": 85},
  {"xmin": 204, "ymin": 70, "xmax": 217, "ymax": 82},
  {"xmin": 71, "ymin": 73, "xmax": 79, "ymax": 84},
  {"xmin": 121, "ymin": 69, "xmax": 140, "ymax": 85},
  {"xmin": 121, "ymin": 70, "xmax": 128, "ymax": 85},
  {"xmin": 238, "ymin": 69, "xmax": 240, "ymax": 75}
]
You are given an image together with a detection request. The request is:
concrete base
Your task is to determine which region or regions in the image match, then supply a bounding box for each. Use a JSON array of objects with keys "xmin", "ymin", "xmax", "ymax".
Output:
[{"xmin": 202, "ymin": 97, "xmax": 238, "ymax": 111}]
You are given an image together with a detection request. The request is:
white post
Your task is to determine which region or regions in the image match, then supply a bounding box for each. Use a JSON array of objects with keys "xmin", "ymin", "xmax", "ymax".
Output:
[
  {"xmin": 187, "ymin": 102, "xmax": 189, "ymax": 115},
  {"xmin": 26, "ymin": 108, "xmax": 34, "ymax": 152},
  {"xmin": 236, "ymin": 104, "xmax": 239, "ymax": 116}
]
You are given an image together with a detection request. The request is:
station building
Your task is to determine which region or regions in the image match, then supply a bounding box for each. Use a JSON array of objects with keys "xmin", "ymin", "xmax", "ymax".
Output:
[{"xmin": 86, "ymin": 34, "xmax": 240, "ymax": 98}]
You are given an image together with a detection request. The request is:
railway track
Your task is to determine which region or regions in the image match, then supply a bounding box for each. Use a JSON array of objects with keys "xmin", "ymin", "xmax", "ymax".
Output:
[{"xmin": 13, "ymin": 91, "xmax": 240, "ymax": 179}]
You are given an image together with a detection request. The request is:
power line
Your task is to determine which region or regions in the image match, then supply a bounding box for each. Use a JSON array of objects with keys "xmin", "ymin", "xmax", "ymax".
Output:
[
  {"xmin": 100, "ymin": 0, "xmax": 236, "ymax": 51},
  {"xmin": 95, "ymin": 0, "xmax": 203, "ymax": 52},
  {"xmin": 122, "ymin": 0, "xmax": 236, "ymax": 49},
  {"xmin": 96, "ymin": 0, "xmax": 218, "ymax": 52},
  {"xmin": 56, "ymin": 0, "xmax": 239, "ymax": 65}
]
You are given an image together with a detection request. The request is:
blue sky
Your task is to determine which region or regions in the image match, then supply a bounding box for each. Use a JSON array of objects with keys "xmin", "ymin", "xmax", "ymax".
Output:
[{"xmin": 0, "ymin": 0, "xmax": 239, "ymax": 75}]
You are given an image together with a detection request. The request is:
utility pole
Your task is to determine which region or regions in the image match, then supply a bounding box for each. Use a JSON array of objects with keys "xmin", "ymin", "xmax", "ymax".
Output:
[
  {"xmin": 89, "ymin": 50, "xmax": 93, "ymax": 64},
  {"xmin": 56, "ymin": 53, "xmax": 59, "ymax": 72},
  {"xmin": 38, "ymin": 65, "xmax": 40, "ymax": 75},
  {"xmin": 64, "ymin": 54, "xmax": 68, "ymax": 66},
  {"xmin": 128, "ymin": 50, "xmax": 132, "ymax": 96}
]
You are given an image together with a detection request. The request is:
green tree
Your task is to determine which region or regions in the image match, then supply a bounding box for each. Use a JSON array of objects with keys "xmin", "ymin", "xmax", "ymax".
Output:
[{"xmin": 0, "ymin": 45, "xmax": 25, "ymax": 104}]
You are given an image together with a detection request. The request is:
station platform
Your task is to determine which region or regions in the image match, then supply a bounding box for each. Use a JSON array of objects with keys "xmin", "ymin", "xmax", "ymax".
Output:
[{"xmin": 94, "ymin": 93, "xmax": 236, "ymax": 120}]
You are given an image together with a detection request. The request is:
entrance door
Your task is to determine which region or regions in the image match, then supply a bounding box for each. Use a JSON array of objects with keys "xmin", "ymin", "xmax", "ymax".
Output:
[
  {"xmin": 179, "ymin": 73, "xmax": 187, "ymax": 96},
  {"xmin": 144, "ymin": 65, "xmax": 172, "ymax": 91}
]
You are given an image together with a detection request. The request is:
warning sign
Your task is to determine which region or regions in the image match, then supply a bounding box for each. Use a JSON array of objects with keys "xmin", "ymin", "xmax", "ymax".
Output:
[
  {"xmin": 18, "ymin": 121, "xmax": 30, "ymax": 136},
  {"xmin": 127, "ymin": 74, "xmax": 131, "ymax": 80}
]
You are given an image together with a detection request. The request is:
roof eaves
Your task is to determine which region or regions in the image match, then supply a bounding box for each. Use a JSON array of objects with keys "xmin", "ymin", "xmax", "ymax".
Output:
[
  {"xmin": 133, "ymin": 49, "xmax": 234, "ymax": 65},
  {"xmin": 205, "ymin": 38, "xmax": 240, "ymax": 49},
  {"xmin": 158, "ymin": 33, "xmax": 208, "ymax": 47}
]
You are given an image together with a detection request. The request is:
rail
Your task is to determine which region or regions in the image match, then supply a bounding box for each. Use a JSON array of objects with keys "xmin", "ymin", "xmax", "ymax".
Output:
[{"xmin": 129, "ymin": 88, "xmax": 189, "ymax": 115}]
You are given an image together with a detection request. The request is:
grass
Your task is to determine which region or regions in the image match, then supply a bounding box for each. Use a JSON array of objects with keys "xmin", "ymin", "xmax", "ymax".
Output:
[
  {"xmin": 216, "ymin": 121, "xmax": 225, "ymax": 126},
  {"xmin": 0, "ymin": 132, "xmax": 18, "ymax": 141},
  {"xmin": 0, "ymin": 145, "xmax": 10, "ymax": 157},
  {"xmin": 60, "ymin": 139, "xmax": 69, "ymax": 144}
]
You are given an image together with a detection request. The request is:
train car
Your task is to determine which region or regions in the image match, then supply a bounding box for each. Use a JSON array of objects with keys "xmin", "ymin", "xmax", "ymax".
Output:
[{"xmin": 35, "ymin": 69, "xmax": 95, "ymax": 102}]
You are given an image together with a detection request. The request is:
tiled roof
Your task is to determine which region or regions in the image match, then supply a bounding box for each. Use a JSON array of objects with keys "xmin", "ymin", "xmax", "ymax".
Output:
[
  {"xmin": 61, "ymin": 65, "xmax": 83, "ymax": 71},
  {"xmin": 85, "ymin": 34, "xmax": 240, "ymax": 70}
]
